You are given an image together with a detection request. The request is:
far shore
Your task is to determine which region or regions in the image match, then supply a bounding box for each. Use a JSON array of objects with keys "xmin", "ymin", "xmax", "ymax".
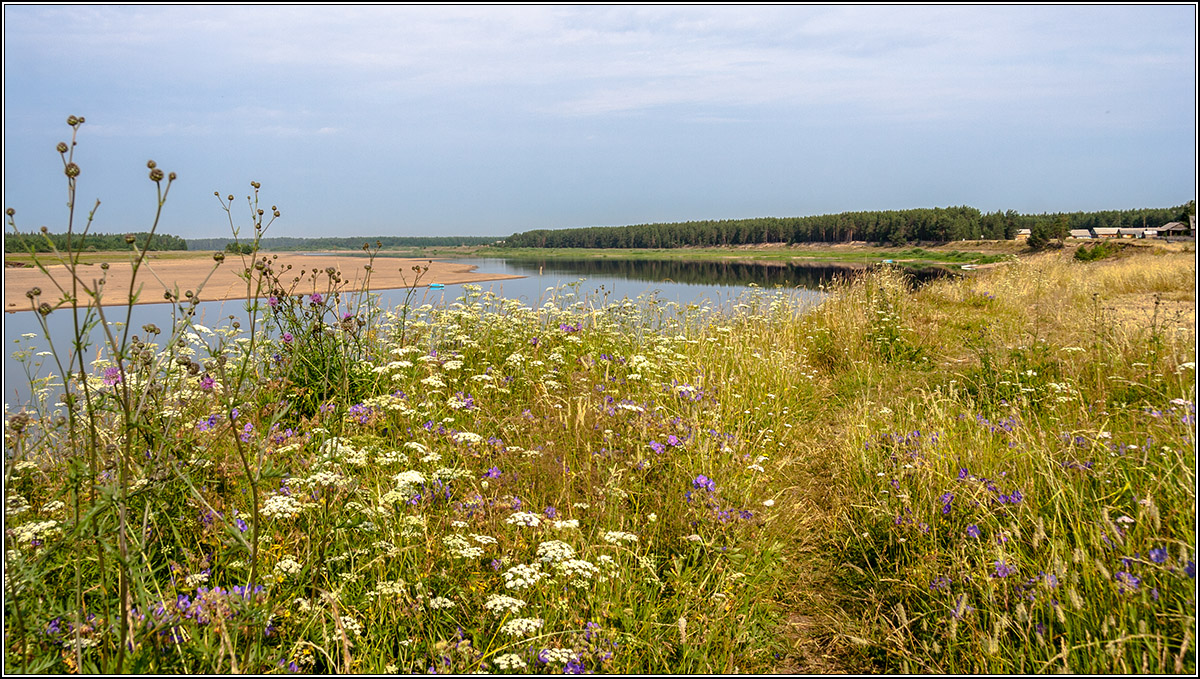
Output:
[{"xmin": 3, "ymin": 252, "xmax": 522, "ymax": 312}]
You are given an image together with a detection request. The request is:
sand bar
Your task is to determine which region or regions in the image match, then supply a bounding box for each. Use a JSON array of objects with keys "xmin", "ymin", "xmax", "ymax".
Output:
[{"xmin": 3, "ymin": 252, "xmax": 522, "ymax": 312}]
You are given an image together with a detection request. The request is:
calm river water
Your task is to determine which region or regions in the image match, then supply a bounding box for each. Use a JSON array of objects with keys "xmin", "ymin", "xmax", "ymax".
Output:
[{"xmin": 3, "ymin": 257, "xmax": 855, "ymax": 407}]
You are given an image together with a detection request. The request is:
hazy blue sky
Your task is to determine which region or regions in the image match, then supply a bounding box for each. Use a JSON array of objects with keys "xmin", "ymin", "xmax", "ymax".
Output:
[{"xmin": 3, "ymin": 5, "xmax": 1196, "ymax": 240}]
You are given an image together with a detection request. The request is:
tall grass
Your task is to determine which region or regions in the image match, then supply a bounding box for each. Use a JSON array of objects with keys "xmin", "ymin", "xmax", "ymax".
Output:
[{"xmin": 820, "ymin": 255, "xmax": 1196, "ymax": 673}]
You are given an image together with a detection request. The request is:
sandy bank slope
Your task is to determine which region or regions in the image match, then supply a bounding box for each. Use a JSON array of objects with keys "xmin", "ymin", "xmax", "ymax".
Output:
[{"xmin": 4, "ymin": 252, "xmax": 522, "ymax": 311}]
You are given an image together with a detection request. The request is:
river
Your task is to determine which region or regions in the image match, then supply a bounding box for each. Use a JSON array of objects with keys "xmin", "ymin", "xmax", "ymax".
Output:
[{"xmin": 3, "ymin": 256, "xmax": 854, "ymax": 408}]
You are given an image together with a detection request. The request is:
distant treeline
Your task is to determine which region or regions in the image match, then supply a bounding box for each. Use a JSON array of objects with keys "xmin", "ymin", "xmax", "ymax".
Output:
[
  {"xmin": 5, "ymin": 231, "xmax": 188, "ymax": 253},
  {"xmin": 501, "ymin": 203, "xmax": 1195, "ymax": 248},
  {"xmin": 186, "ymin": 236, "xmax": 500, "ymax": 251}
]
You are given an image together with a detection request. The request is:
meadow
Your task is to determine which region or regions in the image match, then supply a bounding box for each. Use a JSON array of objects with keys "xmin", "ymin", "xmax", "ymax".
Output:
[{"xmin": 4, "ymin": 121, "xmax": 1196, "ymax": 674}]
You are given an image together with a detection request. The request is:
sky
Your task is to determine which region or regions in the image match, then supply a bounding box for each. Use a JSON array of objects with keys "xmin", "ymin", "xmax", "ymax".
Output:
[{"xmin": 2, "ymin": 4, "xmax": 1196, "ymax": 241}]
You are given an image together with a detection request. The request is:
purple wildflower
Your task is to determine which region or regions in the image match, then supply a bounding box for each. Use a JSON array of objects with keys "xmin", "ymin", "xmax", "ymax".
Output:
[
  {"xmin": 649, "ymin": 440, "xmax": 665, "ymax": 455},
  {"xmin": 940, "ymin": 492, "xmax": 954, "ymax": 515},
  {"xmin": 692, "ymin": 474, "xmax": 716, "ymax": 492},
  {"xmin": 268, "ymin": 296, "xmax": 279, "ymax": 308},
  {"xmin": 992, "ymin": 560, "xmax": 1016, "ymax": 579},
  {"xmin": 103, "ymin": 366, "xmax": 122, "ymax": 386},
  {"xmin": 483, "ymin": 466, "xmax": 502, "ymax": 479},
  {"xmin": 310, "ymin": 293, "xmax": 323, "ymax": 305},
  {"xmin": 544, "ymin": 506, "xmax": 558, "ymax": 519},
  {"xmin": 282, "ymin": 332, "xmax": 293, "ymax": 344},
  {"xmin": 199, "ymin": 374, "xmax": 215, "ymax": 391},
  {"xmin": 666, "ymin": 434, "xmax": 681, "ymax": 447},
  {"xmin": 1149, "ymin": 547, "xmax": 1168, "ymax": 564},
  {"xmin": 1115, "ymin": 571, "xmax": 1141, "ymax": 593}
]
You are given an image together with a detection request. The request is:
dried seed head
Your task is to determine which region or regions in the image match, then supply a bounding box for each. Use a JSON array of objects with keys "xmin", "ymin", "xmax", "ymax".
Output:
[
  {"xmin": 125, "ymin": 234, "xmax": 137, "ymax": 244},
  {"xmin": 56, "ymin": 142, "xmax": 69, "ymax": 153},
  {"xmin": 5, "ymin": 208, "xmax": 13, "ymax": 216},
  {"xmin": 100, "ymin": 262, "xmax": 109, "ymax": 270},
  {"xmin": 38, "ymin": 302, "xmax": 52, "ymax": 316},
  {"xmin": 213, "ymin": 252, "xmax": 225, "ymax": 262},
  {"xmin": 168, "ymin": 172, "xmax": 177, "ymax": 181},
  {"xmin": 147, "ymin": 160, "xmax": 157, "ymax": 169},
  {"xmin": 227, "ymin": 194, "xmax": 234, "ymax": 201},
  {"xmin": 67, "ymin": 115, "xmax": 78, "ymax": 126},
  {"xmin": 64, "ymin": 162, "xmax": 81, "ymax": 178},
  {"xmin": 149, "ymin": 168, "xmax": 164, "ymax": 182}
]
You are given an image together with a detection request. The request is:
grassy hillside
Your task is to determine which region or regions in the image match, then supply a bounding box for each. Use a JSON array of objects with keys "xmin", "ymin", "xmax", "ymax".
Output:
[{"xmin": 4, "ymin": 244, "xmax": 1195, "ymax": 673}]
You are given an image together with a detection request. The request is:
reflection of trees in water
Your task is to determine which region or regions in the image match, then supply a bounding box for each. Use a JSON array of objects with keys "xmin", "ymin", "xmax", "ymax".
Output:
[{"xmin": 503, "ymin": 259, "xmax": 951, "ymax": 289}]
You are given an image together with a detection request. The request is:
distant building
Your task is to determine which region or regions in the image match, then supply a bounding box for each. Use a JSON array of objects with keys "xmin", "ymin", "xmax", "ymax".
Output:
[
  {"xmin": 1015, "ymin": 228, "xmax": 1031, "ymax": 239},
  {"xmin": 1159, "ymin": 221, "xmax": 1192, "ymax": 237},
  {"xmin": 1093, "ymin": 227, "xmax": 1120, "ymax": 239},
  {"xmin": 1069, "ymin": 229, "xmax": 1093, "ymax": 239},
  {"xmin": 1117, "ymin": 228, "xmax": 1145, "ymax": 239}
]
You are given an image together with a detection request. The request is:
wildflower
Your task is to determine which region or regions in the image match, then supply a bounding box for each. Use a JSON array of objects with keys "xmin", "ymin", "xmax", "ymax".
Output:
[
  {"xmin": 494, "ymin": 654, "xmax": 526, "ymax": 670},
  {"xmin": 966, "ymin": 525, "xmax": 981, "ymax": 539},
  {"xmin": 103, "ymin": 366, "xmax": 122, "ymax": 386},
  {"xmin": 1148, "ymin": 547, "xmax": 1168, "ymax": 564},
  {"xmin": 537, "ymin": 540, "xmax": 576, "ymax": 563},
  {"xmin": 603, "ymin": 531, "xmax": 638, "ymax": 544},
  {"xmin": 310, "ymin": 293, "xmax": 323, "ymax": 305},
  {"xmin": 268, "ymin": 296, "xmax": 279, "ymax": 308},
  {"xmin": 274, "ymin": 558, "xmax": 303, "ymax": 577},
  {"xmin": 1115, "ymin": 571, "xmax": 1141, "ymax": 593},
  {"xmin": 556, "ymin": 559, "xmax": 600, "ymax": 586},
  {"xmin": 506, "ymin": 511, "xmax": 541, "ymax": 527},
  {"xmin": 500, "ymin": 617, "xmax": 543, "ymax": 638},
  {"xmin": 992, "ymin": 560, "xmax": 1016, "ymax": 579},
  {"xmin": 502, "ymin": 563, "xmax": 545, "ymax": 590},
  {"xmin": 649, "ymin": 440, "xmax": 665, "ymax": 455},
  {"xmin": 483, "ymin": 466, "xmax": 502, "ymax": 479},
  {"xmin": 282, "ymin": 332, "xmax": 293, "ymax": 344},
  {"xmin": 199, "ymin": 375, "xmax": 215, "ymax": 391},
  {"xmin": 667, "ymin": 434, "xmax": 681, "ymax": 447},
  {"xmin": 261, "ymin": 494, "xmax": 304, "ymax": 519},
  {"xmin": 939, "ymin": 492, "xmax": 954, "ymax": 515},
  {"xmin": 484, "ymin": 594, "xmax": 526, "ymax": 617},
  {"xmin": 539, "ymin": 648, "xmax": 578, "ymax": 666},
  {"xmin": 394, "ymin": 470, "xmax": 427, "ymax": 498},
  {"xmin": 428, "ymin": 597, "xmax": 455, "ymax": 610},
  {"xmin": 692, "ymin": 475, "xmax": 716, "ymax": 492}
]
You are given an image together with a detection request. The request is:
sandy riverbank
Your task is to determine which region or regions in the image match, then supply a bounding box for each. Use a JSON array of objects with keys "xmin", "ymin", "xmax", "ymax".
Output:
[{"xmin": 3, "ymin": 252, "xmax": 522, "ymax": 311}]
